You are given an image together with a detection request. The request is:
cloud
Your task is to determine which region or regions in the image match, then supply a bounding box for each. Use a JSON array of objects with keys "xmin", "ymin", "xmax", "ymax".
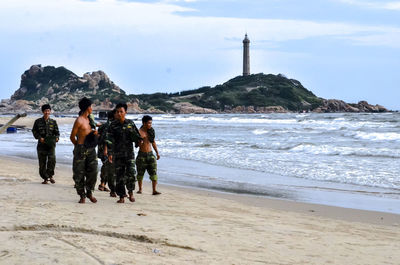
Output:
[
  {"xmin": 384, "ymin": 2, "xmax": 400, "ymax": 9},
  {"xmin": 336, "ymin": 0, "xmax": 400, "ymax": 10},
  {"xmin": 1, "ymin": 0, "xmax": 400, "ymax": 49}
]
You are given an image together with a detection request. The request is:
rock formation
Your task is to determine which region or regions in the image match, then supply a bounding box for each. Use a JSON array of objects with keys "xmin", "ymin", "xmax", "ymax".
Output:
[{"xmin": 0, "ymin": 65, "xmax": 390, "ymax": 114}]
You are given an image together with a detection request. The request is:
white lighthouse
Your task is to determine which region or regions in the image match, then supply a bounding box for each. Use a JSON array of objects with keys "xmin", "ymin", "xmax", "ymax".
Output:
[{"xmin": 243, "ymin": 34, "xmax": 250, "ymax": 76}]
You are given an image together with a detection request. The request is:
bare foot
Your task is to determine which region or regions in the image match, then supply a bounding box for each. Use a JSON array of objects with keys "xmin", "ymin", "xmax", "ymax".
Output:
[
  {"xmin": 136, "ymin": 190, "xmax": 142, "ymax": 194},
  {"xmin": 117, "ymin": 197, "xmax": 125, "ymax": 203},
  {"xmin": 49, "ymin": 178, "xmax": 55, "ymax": 184},
  {"xmin": 152, "ymin": 191, "xmax": 161, "ymax": 195},
  {"xmin": 128, "ymin": 192, "xmax": 135, "ymax": 202},
  {"xmin": 87, "ymin": 195, "xmax": 97, "ymax": 203},
  {"xmin": 110, "ymin": 192, "xmax": 117, "ymax": 197},
  {"xmin": 98, "ymin": 185, "xmax": 105, "ymax": 191},
  {"xmin": 78, "ymin": 196, "xmax": 85, "ymax": 204},
  {"xmin": 42, "ymin": 179, "xmax": 49, "ymax": 184}
]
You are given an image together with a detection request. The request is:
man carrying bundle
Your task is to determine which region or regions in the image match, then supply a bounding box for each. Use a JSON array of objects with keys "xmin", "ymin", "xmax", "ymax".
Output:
[
  {"xmin": 32, "ymin": 104, "xmax": 59, "ymax": 184},
  {"xmin": 70, "ymin": 97, "xmax": 98, "ymax": 203}
]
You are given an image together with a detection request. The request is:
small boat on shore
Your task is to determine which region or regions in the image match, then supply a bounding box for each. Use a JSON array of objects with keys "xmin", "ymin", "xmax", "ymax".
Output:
[{"xmin": 6, "ymin": 127, "xmax": 17, "ymax": 133}]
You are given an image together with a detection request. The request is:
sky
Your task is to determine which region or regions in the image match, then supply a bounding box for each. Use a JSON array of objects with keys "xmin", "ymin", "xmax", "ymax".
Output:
[{"xmin": 0, "ymin": 0, "xmax": 399, "ymax": 110}]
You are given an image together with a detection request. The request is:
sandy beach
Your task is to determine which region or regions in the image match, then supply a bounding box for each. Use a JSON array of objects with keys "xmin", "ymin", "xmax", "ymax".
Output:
[
  {"xmin": 0, "ymin": 154, "xmax": 399, "ymax": 265},
  {"xmin": 0, "ymin": 115, "xmax": 76, "ymax": 129}
]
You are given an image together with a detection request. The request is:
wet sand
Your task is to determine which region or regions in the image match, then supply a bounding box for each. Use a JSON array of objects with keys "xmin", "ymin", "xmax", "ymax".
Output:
[{"xmin": 0, "ymin": 155, "xmax": 399, "ymax": 265}]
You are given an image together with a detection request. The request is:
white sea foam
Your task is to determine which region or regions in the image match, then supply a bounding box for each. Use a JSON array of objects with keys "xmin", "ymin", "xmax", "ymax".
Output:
[
  {"xmin": 289, "ymin": 143, "xmax": 400, "ymax": 158},
  {"xmin": 353, "ymin": 131, "xmax": 400, "ymax": 141},
  {"xmin": 252, "ymin": 129, "xmax": 269, "ymax": 135},
  {"xmin": 1, "ymin": 113, "xmax": 400, "ymax": 191},
  {"xmin": 228, "ymin": 117, "xmax": 297, "ymax": 124}
]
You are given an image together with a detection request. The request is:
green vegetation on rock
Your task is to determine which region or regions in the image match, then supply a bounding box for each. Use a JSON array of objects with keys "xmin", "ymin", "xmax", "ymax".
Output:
[{"xmin": 138, "ymin": 73, "xmax": 323, "ymax": 112}]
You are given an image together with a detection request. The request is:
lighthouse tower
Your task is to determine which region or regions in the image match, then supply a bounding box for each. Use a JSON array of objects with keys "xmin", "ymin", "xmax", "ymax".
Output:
[{"xmin": 243, "ymin": 34, "xmax": 250, "ymax": 76}]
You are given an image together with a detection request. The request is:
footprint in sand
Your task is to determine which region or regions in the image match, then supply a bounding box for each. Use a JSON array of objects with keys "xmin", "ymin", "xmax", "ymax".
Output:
[{"xmin": 0, "ymin": 250, "xmax": 10, "ymax": 258}]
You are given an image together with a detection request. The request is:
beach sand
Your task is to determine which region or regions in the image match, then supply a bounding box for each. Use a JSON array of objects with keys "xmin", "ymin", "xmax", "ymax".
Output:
[
  {"xmin": 0, "ymin": 115, "xmax": 76, "ymax": 129},
  {"xmin": 0, "ymin": 155, "xmax": 399, "ymax": 265}
]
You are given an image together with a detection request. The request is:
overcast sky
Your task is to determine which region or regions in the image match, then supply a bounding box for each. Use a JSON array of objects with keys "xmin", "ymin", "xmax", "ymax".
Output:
[{"xmin": 1, "ymin": 0, "xmax": 399, "ymax": 109}]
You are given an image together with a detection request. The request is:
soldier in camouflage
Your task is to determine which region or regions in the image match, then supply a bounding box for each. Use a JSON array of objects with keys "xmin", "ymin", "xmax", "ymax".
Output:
[
  {"xmin": 107, "ymin": 103, "xmax": 142, "ymax": 203},
  {"xmin": 136, "ymin": 115, "xmax": 161, "ymax": 195},
  {"xmin": 70, "ymin": 97, "xmax": 98, "ymax": 204},
  {"xmin": 97, "ymin": 110, "xmax": 116, "ymax": 197},
  {"xmin": 32, "ymin": 104, "xmax": 60, "ymax": 184}
]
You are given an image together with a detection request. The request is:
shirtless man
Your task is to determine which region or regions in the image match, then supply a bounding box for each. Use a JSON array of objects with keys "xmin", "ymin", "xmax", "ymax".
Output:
[
  {"xmin": 70, "ymin": 97, "xmax": 98, "ymax": 203},
  {"xmin": 136, "ymin": 115, "xmax": 161, "ymax": 195}
]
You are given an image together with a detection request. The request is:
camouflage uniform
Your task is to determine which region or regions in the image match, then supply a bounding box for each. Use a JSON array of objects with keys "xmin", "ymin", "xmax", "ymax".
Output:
[
  {"xmin": 97, "ymin": 120, "xmax": 116, "ymax": 193},
  {"xmin": 136, "ymin": 151, "xmax": 158, "ymax": 181},
  {"xmin": 136, "ymin": 127, "xmax": 157, "ymax": 181},
  {"xmin": 32, "ymin": 117, "xmax": 60, "ymax": 180},
  {"xmin": 72, "ymin": 115, "xmax": 98, "ymax": 197},
  {"xmin": 73, "ymin": 144, "xmax": 98, "ymax": 196},
  {"xmin": 107, "ymin": 119, "xmax": 141, "ymax": 198}
]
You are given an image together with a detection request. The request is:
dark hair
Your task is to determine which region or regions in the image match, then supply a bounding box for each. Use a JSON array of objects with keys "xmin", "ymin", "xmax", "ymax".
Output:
[
  {"xmin": 41, "ymin": 104, "xmax": 51, "ymax": 112},
  {"xmin": 79, "ymin": 97, "xmax": 92, "ymax": 113},
  {"xmin": 107, "ymin": 110, "xmax": 114, "ymax": 120},
  {"xmin": 115, "ymin": 103, "xmax": 127, "ymax": 111},
  {"xmin": 142, "ymin": 115, "xmax": 152, "ymax": 124}
]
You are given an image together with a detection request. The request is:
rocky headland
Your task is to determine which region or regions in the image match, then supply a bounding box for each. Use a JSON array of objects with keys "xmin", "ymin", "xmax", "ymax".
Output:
[{"xmin": 0, "ymin": 65, "xmax": 389, "ymax": 114}]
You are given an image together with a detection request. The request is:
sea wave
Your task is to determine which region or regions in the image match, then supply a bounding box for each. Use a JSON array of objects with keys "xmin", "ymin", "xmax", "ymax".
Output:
[
  {"xmin": 352, "ymin": 131, "xmax": 400, "ymax": 141},
  {"xmin": 288, "ymin": 143, "xmax": 400, "ymax": 158},
  {"xmin": 252, "ymin": 129, "xmax": 269, "ymax": 135}
]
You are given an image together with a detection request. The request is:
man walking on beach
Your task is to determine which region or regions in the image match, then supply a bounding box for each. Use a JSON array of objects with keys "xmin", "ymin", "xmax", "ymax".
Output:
[
  {"xmin": 107, "ymin": 103, "xmax": 142, "ymax": 203},
  {"xmin": 136, "ymin": 115, "xmax": 161, "ymax": 195},
  {"xmin": 97, "ymin": 110, "xmax": 116, "ymax": 197},
  {"xmin": 70, "ymin": 97, "xmax": 98, "ymax": 203},
  {"xmin": 32, "ymin": 104, "xmax": 60, "ymax": 184}
]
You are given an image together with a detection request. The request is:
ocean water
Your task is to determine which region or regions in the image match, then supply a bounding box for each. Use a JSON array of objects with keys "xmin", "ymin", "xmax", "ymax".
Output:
[{"xmin": 1, "ymin": 113, "xmax": 400, "ymax": 213}]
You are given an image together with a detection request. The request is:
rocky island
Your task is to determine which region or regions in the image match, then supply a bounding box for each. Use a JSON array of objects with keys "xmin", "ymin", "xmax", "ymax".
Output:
[{"xmin": 0, "ymin": 64, "xmax": 388, "ymax": 113}]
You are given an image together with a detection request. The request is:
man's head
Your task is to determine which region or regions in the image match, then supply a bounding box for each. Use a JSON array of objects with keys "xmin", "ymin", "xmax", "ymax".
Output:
[
  {"xmin": 78, "ymin": 97, "xmax": 92, "ymax": 115},
  {"xmin": 115, "ymin": 103, "xmax": 128, "ymax": 122},
  {"xmin": 142, "ymin": 115, "xmax": 153, "ymax": 130},
  {"xmin": 41, "ymin": 104, "xmax": 51, "ymax": 119}
]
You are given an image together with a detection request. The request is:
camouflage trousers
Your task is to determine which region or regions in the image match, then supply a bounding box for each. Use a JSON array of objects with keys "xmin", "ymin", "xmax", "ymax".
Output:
[
  {"xmin": 100, "ymin": 157, "xmax": 116, "ymax": 193},
  {"xmin": 136, "ymin": 151, "xmax": 158, "ymax": 181},
  {"xmin": 37, "ymin": 145, "xmax": 56, "ymax": 180},
  {"xmin": 114, "ymin": 156, "xmax": 136, "ymax": 197},
  {"xmin": 72, "ymin": 145, "xmax": 98, "ymax": 196}
]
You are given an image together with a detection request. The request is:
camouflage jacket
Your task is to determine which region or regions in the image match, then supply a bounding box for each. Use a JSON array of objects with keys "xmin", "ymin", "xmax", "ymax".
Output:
[
  {"xmin": 140, "ymin": 126, "xmax": 156, "ymax": 143},
  {"xmin": 97, "ymin": 120, "xmax": 111, "ymax": 158},
  {"xmin": 32, "ymin": 117, "xmax": 60, "ymax": 147},
  {"xmin": 106, "ymin": 119, "xmax": 142, "ymax": 158}
]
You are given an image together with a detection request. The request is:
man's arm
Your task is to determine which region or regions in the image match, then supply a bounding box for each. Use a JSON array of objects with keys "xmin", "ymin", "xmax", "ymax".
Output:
[
  {"xmin": 53, "ymin": 120, "xmax": 60, "ymax": 142},
  {"xmin": 32, "ymin": 119, "xmax": 45, "ymax": 143},
  {"xmin": 106, "ymin": 125, "xmax": 114, "ymax": 163},
  {"xmin": 104, "ymin": 144, "xmax": 108, "ymax": 157},
  {"xmin": 152, "ymin": 141, "xmax": 160, "ymax": 160},
  {"xmin": 70, "ymin": 119, "xmax": 79, "ymax": 145},
  {"xmin": 32, "ymin": 120, "xmax": 40, "ymax": 139}
]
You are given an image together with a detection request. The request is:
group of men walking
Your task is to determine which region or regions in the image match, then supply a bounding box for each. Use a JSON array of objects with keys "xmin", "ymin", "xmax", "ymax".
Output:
[{"xmin": 32, "ymin": 97, "xmax": 161, "ymax": 204}]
